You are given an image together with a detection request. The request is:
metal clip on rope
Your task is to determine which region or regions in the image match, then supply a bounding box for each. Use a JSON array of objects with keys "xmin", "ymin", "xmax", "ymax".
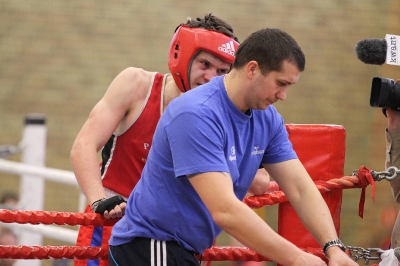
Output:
[{"xmin": 371, "ymin": 166, "xmax": 399, "ymax": 181}]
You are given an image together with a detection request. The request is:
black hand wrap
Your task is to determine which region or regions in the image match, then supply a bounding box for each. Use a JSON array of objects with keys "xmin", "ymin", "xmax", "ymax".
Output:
[{"xmin": 91, "ymin": 195, "xmax": 126, "ymax": 214}]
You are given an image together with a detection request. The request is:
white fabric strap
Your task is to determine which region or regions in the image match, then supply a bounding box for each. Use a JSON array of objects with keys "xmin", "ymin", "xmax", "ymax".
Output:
[{"xmin": 151, "ymin": 239, "xmax": 167, "ymax": 266}]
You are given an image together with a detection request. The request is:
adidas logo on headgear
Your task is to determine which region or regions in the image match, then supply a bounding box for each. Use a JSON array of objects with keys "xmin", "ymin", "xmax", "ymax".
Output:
[{"xmin": 218, "ymin": 41, "xmax": 235, "ymax": 56}]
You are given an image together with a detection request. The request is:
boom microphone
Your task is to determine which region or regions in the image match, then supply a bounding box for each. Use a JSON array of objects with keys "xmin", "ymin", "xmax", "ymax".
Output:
[
  {"xmin": 355, "ymin": 34, "xmax": 400, "ymax": 66},
  {"xmin": 355, "ymin": 38, "xmax": 387, "ymax": 65}
]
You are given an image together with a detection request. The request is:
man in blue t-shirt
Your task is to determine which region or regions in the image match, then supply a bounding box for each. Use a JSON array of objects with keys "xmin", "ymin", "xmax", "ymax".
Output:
[{"xmin": 109, "ymin": 28, "xmax": 358, "ymax": 266}]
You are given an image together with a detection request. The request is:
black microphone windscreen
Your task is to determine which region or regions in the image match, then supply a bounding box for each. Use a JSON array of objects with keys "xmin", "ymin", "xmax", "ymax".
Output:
[{"xmin": 355, "ymin": 38, "xmax": 387, "ymax": 65}]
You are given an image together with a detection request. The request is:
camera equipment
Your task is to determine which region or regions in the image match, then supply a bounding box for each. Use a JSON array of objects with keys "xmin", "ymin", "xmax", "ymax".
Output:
[
  {"xmin": 355, "ymin": 34, "xmax": 400, "ymax": 110},
  {"xmin": 355, "ymin": 34, "xmax": 399, "ymax": 67},
  {"xmin": 370, "ymin": 77, "xmax": 400, "ymax": 110}
]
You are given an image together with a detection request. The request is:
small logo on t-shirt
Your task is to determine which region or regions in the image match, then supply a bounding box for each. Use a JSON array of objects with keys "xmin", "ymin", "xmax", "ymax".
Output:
[
  {"xmin": 144, "ymin": 143, "xmax": 150, "ymax": 150},
  {"xmin": 229, "ymin": 146, "xmax": 236, "ymax": 161},
  {"xmin": 251, "ymin": 146, "xmax": 264, "ymax": 156}
]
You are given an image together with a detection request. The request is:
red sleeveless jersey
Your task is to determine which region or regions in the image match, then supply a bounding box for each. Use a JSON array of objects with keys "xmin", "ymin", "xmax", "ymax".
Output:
[{"xmin": 101, "ymin": 72, "xmax": 165, "ymax": 197}]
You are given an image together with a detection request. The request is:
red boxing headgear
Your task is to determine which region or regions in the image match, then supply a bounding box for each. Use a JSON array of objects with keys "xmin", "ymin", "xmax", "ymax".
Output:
[{"xmin": 168, "ymin": 25, "xmax": 239, "ymax": 92}]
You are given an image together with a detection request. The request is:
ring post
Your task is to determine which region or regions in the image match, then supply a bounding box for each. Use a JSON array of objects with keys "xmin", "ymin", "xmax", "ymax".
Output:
[{"xmin": 17, "ymin": 113, "xmax": 47, "ymax": 266}]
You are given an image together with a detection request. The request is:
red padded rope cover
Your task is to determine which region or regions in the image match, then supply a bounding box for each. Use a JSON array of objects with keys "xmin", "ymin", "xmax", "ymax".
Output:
[{"xmin": 278, "ymin": 124, "xmax": 345, "ymax": 264}]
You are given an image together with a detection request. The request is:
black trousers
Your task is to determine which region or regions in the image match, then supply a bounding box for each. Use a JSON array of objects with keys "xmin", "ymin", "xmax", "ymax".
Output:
[{"xmin": 109, "ymin": 237, "xmax": 200, "ymax": 266}]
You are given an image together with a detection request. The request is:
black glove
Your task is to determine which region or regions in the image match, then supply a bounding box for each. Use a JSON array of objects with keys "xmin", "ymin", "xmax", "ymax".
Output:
[{"xmin": 91, "ymin": 195, "xmax": 126, "ymax": 214}]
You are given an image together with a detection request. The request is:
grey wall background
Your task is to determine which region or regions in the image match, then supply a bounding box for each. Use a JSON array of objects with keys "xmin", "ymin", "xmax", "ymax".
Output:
[{"xmin": 1, "ymin": 1, "xmax": 400, "ymax": 265}]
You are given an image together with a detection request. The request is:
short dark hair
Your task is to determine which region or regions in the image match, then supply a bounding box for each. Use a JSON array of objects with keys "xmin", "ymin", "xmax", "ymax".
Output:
[
  {"xmin": 177, "ymin": 13, "xmax": 239, "ymax": 43},
  {"xmin": 233, "ymin": 28, "xmax": 305, "ymax": 74}
]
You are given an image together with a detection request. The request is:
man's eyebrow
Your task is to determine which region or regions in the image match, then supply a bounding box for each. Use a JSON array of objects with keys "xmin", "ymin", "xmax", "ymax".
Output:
[{"xmin": 278, "ymin": 78, "xmax": 295, "ymax": 85}]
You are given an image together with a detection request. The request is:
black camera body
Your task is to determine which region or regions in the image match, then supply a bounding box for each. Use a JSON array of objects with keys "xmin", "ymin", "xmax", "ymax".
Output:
[{"xmin": 370, "ymin": 77, "xmax": 400, "ymax": 110}]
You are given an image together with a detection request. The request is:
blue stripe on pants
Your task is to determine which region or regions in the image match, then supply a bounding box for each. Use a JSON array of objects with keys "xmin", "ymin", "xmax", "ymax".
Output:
[{"xmin": 87, "ymin": 226, "xmax": 103, "ymax": 266}]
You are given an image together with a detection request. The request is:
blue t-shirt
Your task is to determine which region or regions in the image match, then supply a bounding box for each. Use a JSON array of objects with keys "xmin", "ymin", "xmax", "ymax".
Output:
[{"xmin": 109, "ymin": 75, "xmax": 297, "ymax": 253}]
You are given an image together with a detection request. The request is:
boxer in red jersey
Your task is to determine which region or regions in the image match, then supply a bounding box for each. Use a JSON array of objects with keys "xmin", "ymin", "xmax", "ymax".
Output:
[{"xmin": 70, "ymin": 14, "xmax": 270, "ymax": 266}]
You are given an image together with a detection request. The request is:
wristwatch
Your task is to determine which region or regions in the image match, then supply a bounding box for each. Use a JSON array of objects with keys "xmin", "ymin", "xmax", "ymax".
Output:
[{"xmin": 323, "ymin": 239, "xmax": 346, "ymax": 256}]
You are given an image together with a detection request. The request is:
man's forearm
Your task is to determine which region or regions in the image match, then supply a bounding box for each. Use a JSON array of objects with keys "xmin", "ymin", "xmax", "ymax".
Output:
[
  {"xmin": 219, "ymin": 200, "xmax": 307, "ymax": 265},
  {"xmin": 269, "ymin": 160, "xmax": 339, "ymax": 247},
  {"xmin": 290, "ymin": 184, "xmax": 339, "ymax": 247},
  {"xmin": 71, "ymin": 150, "xmax": 107, "ymax": 205}
]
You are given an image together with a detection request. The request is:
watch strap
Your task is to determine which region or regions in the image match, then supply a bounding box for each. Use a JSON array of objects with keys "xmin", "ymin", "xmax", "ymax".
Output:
[{"xmin": 323, "ymin": 239, "xmax": 346, "ymax": 255}]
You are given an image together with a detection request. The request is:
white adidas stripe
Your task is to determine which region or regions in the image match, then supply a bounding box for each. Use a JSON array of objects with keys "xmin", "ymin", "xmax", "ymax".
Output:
[
  {"xmin": 151, "ymin": 239, "xmax": 167, "ymax": 266},
  {"xmin": 228, "ymin": 41, "xmax": 235, "ymax": 52},
  {"xmin": 162, "ymin": 241, "xmax": 166, "ymax": 266}
]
